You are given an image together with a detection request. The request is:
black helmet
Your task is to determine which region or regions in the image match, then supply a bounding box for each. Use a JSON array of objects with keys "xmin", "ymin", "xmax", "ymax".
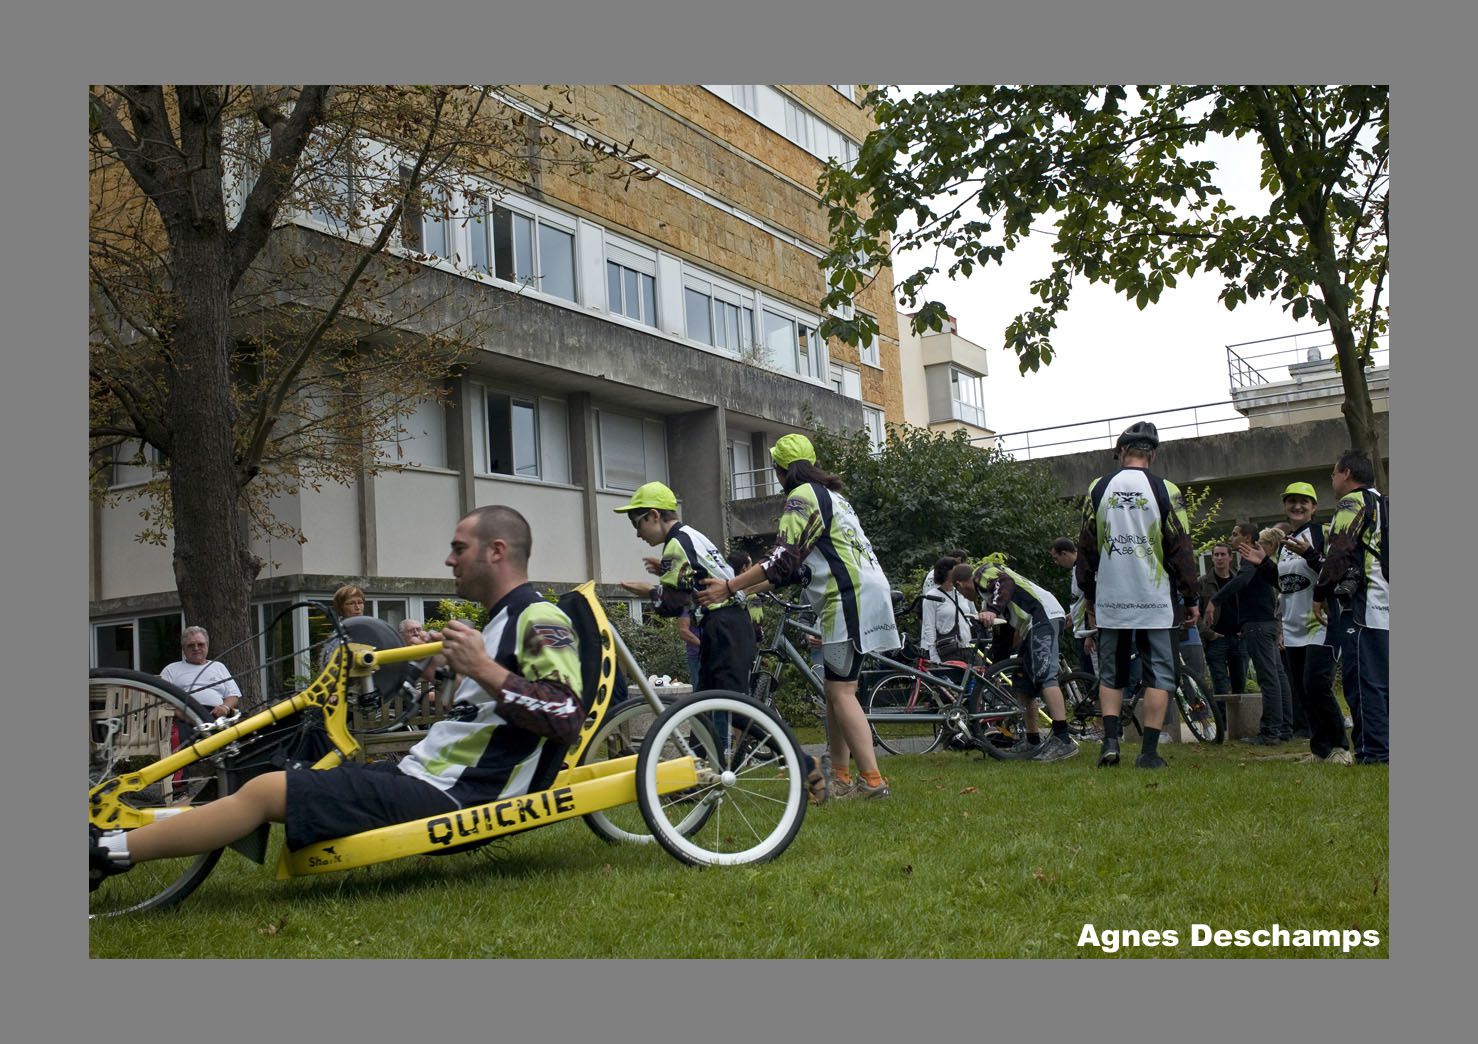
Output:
[{"xmin": 1115, "ymin": 421, "xmax": 1159, "ymax": 454}]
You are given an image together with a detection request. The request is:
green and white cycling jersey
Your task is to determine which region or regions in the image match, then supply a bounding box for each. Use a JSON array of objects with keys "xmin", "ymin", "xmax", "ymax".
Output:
[
  {"xmin": 971, "ymin": 561, "xmax": 1066, "ymax": 627},
  {"xmin": 1318, "ymin": 487, "xmax": 1389, "ymax": 631},
  {"xmin": 1068, "ymin": 572, "xmax": 1093, "ymax": 639},
  {"xmin": 759, "ymin": 482, "xmax": 900, "ymax": 654},
  {"xmin": 649, "ymin": 521, "xmax": 738, "ymax": 623},
  {"xmin": 1078, "ymin": 466, "xmax": 1199, "ymax": 630},
  {"xmin": 1277, "ymin": 520, "xmax": 1329, "ymax": 647}
]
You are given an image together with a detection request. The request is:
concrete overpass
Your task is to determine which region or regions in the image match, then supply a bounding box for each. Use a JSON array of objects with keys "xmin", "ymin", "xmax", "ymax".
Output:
[{"xmin": 1035, "ymin": 413, "xmax": 1389, "ymax": 529}]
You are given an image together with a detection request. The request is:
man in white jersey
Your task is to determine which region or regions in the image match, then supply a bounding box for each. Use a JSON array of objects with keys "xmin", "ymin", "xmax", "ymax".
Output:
[{"xmin": 1075, "ymin": 421, "xmax": 1200, "ymax": 769}]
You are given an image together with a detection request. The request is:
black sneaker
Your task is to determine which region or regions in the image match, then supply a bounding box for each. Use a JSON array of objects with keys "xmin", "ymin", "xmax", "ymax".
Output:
[
  {"xmin": 89, "ymin": 826, "xmax": 130, "ymax": 892},
  {"xmin": 1033, "ymin": 734, "xmax": 1079, "ymax": 763},
  {"xmin": 1135, "ymin": 751, "xmax": 1168, "ymax": 769},
  {"xmin": 1098, "ymin": 736, "xmax": 1120, "ymax": 766}
]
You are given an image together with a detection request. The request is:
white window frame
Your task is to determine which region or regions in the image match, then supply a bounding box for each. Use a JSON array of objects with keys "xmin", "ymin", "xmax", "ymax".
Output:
[
  {"xmin": 376, "ymin": 395, "xmax": 448, "ymax": 469},
  {"xmin": 828, "ymin": 362, "xmax": 863, "ymax": 401},
  {"xmin": 604, "ymin": 236, "xmax": 659, "ymax": 327},
  {"xmin": 949, "ymin": 367, "xmax": 987, "ymax": 429},
  {"xmin": 862, "ymin": 405, "xmax": 886, "ymax": 454},
  {"xmin": 596, "ymin": 409, "xmax": 668, "ymax": 493},
  {"xmin": 760, "ymin": 299, "xmax": 828, "ymax": 383},
  {"xmin": 859, "ymin": 328, "xmax": 881, "ymax": 369},
  {"xmin": 461, "ymin": 190, "xmax": 579, "ymax": 302},
  {"xmin": 475, "ymin": 386, "xmax": 570, "ymax": 483},
  {"xmin": 107, "ymin": 439, "xmax": 163, "ymax": 488},
  {"xmin": 682, "ymin": 269, "xmax": 758, "ymax": 356},
  {"xmin": 702, "ymin": 86, "xmax": 860, "ymax": 166}
]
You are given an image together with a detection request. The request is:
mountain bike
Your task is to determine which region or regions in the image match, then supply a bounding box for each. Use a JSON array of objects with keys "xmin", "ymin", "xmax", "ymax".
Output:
[
  {"xmin": 746, "ymin": 593, "xmax": 1052, "ymax": 758},
  {"xmin": 1058, "ymin": 649, "xmax": 1226, "ymax": 744},
  {"xmin": 89, "ymin": 583, "xmax": 807, "ymax": 918}
]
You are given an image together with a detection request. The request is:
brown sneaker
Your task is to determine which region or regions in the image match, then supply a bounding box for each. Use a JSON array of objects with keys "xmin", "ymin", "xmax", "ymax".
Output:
[
  {"xmin": 830, "ymin": 777, "xmax": 858, "ymax": 799},
  {"xmin": 854, "ymin": 777, "xmax": 891, "ymax": 799}
]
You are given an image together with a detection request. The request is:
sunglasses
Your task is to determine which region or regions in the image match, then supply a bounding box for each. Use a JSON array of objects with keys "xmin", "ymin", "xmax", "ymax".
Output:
[{"xmin": 628, "ymin": 510, "xmax": 649, "ymax": 530}]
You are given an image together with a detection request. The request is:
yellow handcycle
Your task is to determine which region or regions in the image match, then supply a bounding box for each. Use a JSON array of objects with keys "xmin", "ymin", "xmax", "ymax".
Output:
[{"xmin": 89, "ymin": 583, "xmax": 808, "ymax": 918}]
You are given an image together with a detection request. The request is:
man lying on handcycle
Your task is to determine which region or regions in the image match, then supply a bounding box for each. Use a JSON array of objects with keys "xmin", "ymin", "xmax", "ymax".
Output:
[{"xmin": 91, "ymin": 505, "xmax": 584, "ymax": 892}]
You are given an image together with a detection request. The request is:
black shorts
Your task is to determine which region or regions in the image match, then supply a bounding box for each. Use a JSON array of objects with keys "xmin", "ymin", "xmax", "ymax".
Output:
[
  {"xmin": 284, "ymin": 760, "xmax": 458, "ymax": 851},
  {"xmin": 698, "ymin": 604, "xmax": 758, "ymax": 692}
]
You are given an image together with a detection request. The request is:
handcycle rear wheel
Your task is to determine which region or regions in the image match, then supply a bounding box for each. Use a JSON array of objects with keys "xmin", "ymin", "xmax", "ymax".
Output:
[
  {"xmin": 89, "ymin": 669, "xmax": 232, "ymax": 919},
  {"xmin": 580, "ymin": 696, "xmax": 719, "ymax": 845},
  {"xmin": 864, "ymin": 672, "xmax": 947, "ymax": 755},
  {"xmin": 636, "ymin": 692, "xmax": 806, "ymax": 866}
]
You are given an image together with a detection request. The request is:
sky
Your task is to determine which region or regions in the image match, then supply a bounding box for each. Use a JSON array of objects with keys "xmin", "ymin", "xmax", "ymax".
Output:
[{"xmin": 883, "ymin": 91, "xmax": 1359, "ymax": 455}]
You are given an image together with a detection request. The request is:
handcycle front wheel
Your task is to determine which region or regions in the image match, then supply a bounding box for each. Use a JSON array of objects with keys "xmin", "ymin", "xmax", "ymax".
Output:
[
  {"xmin": 636, "ymin": 691, "xmax": 807, "ymax": 867},
  {"xmin": 579, "ymin": 695, "xmax": 719, "ymax": 845},
  {"xmin": 89, "ymin": 669, "xmax": 232, "ymax": 919}
]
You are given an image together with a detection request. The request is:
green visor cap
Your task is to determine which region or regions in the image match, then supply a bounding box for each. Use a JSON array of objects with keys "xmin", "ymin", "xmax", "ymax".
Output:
[
  {"xmin": 770, "ymin": 433, "xmax": 817, "ymax": 469},
  {"xmin": 613, "ymin": 481, "xmax": 678, "ymax": 514},
  {"xmin": 1282, "ymin": 481, "xmax": 1318, "ymax": 502}
]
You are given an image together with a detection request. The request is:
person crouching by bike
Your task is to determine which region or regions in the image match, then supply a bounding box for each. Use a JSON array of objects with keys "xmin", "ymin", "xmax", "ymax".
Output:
[
  {"xmin": 955, "ymin": 555, "xmax": 1079, "ymax": 763},
  {"xmin": 91, "ymin": 506, "xmax": 585, "ymax": 893},
  {"xmin": 699, "ymin": 433, "xmax": 899, "ymax": 800}
]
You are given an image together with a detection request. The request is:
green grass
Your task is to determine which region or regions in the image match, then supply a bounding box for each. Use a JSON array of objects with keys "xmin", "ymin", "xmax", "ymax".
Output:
[{"xmin": 90, "ymin": 740, "xmax": 1387, "ymax": 958}]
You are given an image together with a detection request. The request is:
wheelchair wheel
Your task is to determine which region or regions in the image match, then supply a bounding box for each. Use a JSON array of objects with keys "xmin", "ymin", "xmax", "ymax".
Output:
[
  {"xmin": 89, "ymin": 669, "xmax": 231, "ymax": 918},
  {"xmin": 636, "ymin": 691, "xmax": 806, "ymax": 867},
  {"xmin": 579, "ymin": 696, "xmax": 718, "ymax": 845}
]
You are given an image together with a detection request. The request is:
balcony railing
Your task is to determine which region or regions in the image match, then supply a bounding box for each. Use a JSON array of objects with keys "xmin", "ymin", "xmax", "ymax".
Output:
[
  {"xmin": 731, "ymin": 466, "xmax": 780, "ymax": 501},
  {"xmin": 989, "ymin": 401, "xmax": 1249, "ymax": 460},
  {"xmin": 1227, "ymin": 329, "xmax": 1389, "ymax": 392}
]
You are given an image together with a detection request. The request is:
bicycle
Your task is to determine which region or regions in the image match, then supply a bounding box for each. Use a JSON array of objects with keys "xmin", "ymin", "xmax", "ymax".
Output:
[
  {"xmin": 1058, "ymin": 648, "xmax": 1226, "ymax": 744},
  {"xmin": 746, "ymin": 592, "xmax": 1055, "ymax": 759},
  {"xmin": 89, "ymin": 583, "xmax": 808, "ymax": 918}
]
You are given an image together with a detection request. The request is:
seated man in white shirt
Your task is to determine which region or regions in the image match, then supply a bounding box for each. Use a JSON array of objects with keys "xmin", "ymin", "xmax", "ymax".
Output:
[{"xmin": 159, "ymin": 626, "xmax": 241, "ymax": 719}]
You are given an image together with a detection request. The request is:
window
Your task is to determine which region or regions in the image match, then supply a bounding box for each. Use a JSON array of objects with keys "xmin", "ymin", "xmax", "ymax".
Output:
[
  {"xmin": 607, "ymin": 262, "xmax": 657, "ymax": 327},
  {"xmin": 598, "ymin": 411, "xmax": 667, "ymax": 492},
  {"xmin": 92, "ymin": 612, "xmax": 184, "ymax": 673},
  {"xmin": 704, "ymin": 84, "xmax": 759, "ymax": 115},
  {"xmin": 862, "ymin": 406, "xmax": 886, "ymax": 454},
  {"xmin": 828, "ymin": 362, "xmax": 862, "ymax": 400},
  {"xmin": 950, "ymin": 367, "xmax": 987, "ymax": 428},
  {"xmin": 477, "ymin": 390, "xmax": 569, "ymax": 483},
  {"xmin": 831, "ymin": 85, "xmax": 857, "ymax": 102},
  {"xmin": 859, "ymin": 331, "xmax": 881, "ymax": 369},
  {"xmin": 107, "ymin": 439, "xmax": 162, "ymax": 488},
  {"xmin": 703, "ymin": 86, "xmax": 860, "ymax": 165},
  {"xmin": 729, "ymin": 438, "xmax": 755, "ymax": 500},
  {"xmin": 763, "ymin": 307, "xmax": 826, "ymax": 382},
  {"xmin": 465, "ymin": 197, "xmax": 577, "ymax": 302},
  {"xmin": 378, "ymin": 396, "xmax": 447, "ymax": 468},
  {"xmin": 301, "ymin": 137, "xmax": 356, "ymax": 232},
  {"xmin": 684, "ymin": 277, "xmax": 755, "ymax": 353}
]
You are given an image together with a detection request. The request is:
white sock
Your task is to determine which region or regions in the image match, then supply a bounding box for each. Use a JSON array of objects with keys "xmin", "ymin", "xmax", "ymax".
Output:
[{"xmin": 100, "ymin": 832, "xmax": 132, "ymax": 865}]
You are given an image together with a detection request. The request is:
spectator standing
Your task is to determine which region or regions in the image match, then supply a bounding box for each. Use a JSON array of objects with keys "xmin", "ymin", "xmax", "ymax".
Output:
[
  {"xmin": 1075, "ymin": 421, "xmax": 1200, "ymax": 769},
  {"xmin": 1049, "ymin": 536, "xmax": 1097, "ymax": 678},
  {"xmin": 1198, "ymin": 543, "xmax": 1248, "ymax": 698},
  {"xmin": 1217, "ymin": 523, "xmax": 1293, "ymax": 745},
  {"xmin": 1275, "ymin": 482, "xmax": 1352, "ymax": 764},
  {"xmin": 1313, "ymin": 449, "xmax": 1389, "ymax": 765}
]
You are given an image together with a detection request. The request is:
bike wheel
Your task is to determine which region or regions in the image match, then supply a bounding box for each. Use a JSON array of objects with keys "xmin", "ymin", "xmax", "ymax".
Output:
[
  {"xmin": 636, "ymin": 692, "xmax": 806, "ymax": 867},
  {"xmin": 1175, "ymin": 669, "xmax": 1226, "ymax": 744},
  {"xmin": 579, "ymin": 696, "xmax": 718, "ymax": 845},
  {"xmin": 1057, "ymin": 671, "xmax": 1104, "ymax": 739},
  {"xmin": 865, "ymin": 673, "xmax": 946, "ymax": 755},
  {"xmin": 748, "ymin": 667, "xmax": 780, "ymax": 705},
  {"xmin": 89, "ymin": 669, "xmax": 231, "ymax": 918}
]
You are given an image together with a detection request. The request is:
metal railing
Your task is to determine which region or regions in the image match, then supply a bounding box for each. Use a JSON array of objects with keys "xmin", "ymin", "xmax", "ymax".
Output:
[
  {"xmin": 1226, "ymin": 329, "xmax": 1389, "ymax": 392},
  {"xmin": 989, "ymin": 401, "xmax": 1249, "ymax": 460},
  {"xmin": 731, "ymin": 466, "xmax": 780, "ymax": 502}
]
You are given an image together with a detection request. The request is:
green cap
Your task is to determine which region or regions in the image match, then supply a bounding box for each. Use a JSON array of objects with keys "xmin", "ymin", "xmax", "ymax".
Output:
[
  {"xmin": 1282, "ymin": 481, "xmax": 1318, "ymax": 502},
  {"xmin": 612, "ymin": 481, "xmax": 678, "ymax": 514},
  {"xmin": 770, "ymin": 433, "xmax": 817, "ymax": 469}
]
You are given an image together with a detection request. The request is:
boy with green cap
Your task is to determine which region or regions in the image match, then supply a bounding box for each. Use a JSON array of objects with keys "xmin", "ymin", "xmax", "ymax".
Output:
[{"xmin": 616, "ymin": 481, "xmax": 756, "ymax": 702}]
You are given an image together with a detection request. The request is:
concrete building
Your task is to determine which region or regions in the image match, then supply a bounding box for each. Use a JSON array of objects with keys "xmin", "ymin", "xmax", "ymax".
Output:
[
  {"xmin": 896, "ymin": 313, "xmax": 997, "ymax": 445},
  {"xmin": 90, "ymin": 85, "xmax": 904, "ymax": 687}
]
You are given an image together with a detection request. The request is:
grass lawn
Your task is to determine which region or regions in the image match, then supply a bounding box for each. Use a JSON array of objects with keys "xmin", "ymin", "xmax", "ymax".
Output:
[{"xmin": 89, "ymin": 738, "xmax": 1387, "ymax": 958}]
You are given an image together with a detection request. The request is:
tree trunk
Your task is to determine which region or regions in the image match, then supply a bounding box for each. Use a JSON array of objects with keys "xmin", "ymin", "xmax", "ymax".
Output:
[
  {"xmin": 1313, "ymin": 251, "xmax": 1389, "ymax": 491},
  {"xmin": 167, "ymin": 235, "xmax": 263, "ymax": 705}
]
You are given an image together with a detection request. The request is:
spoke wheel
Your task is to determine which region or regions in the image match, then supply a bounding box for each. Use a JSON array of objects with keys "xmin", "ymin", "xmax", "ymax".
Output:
[
  {"xmin": 89, "ymin": 669, "xmax": 230, "ymax": 918},
  {"xmin": 636, "ymin": 692, "xmax": 806, "ymax": 866},
  {"xmin": 865, "ymin": 673, "xmax": 945, "ymax": 755},
  {"xmin": 579, "ymin": 696, "xmax": 718, "ymax": 845},
  {"xmin": 1175, "ymin": 670, "xmax": 1226, "ymax": 744},
  {"xmin": 1058, "ymin": 671, "xmax": 1105, "ymax": 740}
]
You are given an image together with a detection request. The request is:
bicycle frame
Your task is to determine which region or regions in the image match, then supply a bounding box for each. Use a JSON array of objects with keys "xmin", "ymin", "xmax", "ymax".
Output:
[
  {"xmin": 89, "ymin": 583, "xmax": 708, "ymax": 880},
  {"xmin": 754, "ymin": 595, "xmax": 1024, "ymax": 730}
]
